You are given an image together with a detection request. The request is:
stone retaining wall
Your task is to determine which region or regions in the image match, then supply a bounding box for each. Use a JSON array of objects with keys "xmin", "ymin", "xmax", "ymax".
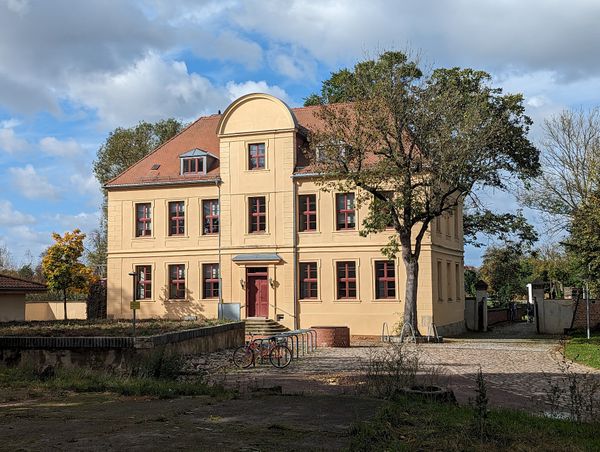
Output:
[{"xmin": 0, "ymin": 322, "xmax": 244, "ymax": 370}]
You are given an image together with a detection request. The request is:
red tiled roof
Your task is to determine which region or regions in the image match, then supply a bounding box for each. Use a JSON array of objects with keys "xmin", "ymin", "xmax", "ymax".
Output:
[
  {"xmin": 105, "ymin": 105, "xmax": 325, "ymax": 188},
  {"xmin": 0, "ymin": 274, "xmax": 47, "ymax": 292}
]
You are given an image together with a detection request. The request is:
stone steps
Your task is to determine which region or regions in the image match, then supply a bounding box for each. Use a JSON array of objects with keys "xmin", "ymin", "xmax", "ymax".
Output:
[{"xmin": 244, "ymin": 318, "xmax": 289, "ymax": 335}]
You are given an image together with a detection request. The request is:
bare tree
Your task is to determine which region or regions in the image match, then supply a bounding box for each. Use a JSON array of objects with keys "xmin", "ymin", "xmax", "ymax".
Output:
[{"xmin": 524, "ymin": 108, "xmax": 600, "ymax": 231}]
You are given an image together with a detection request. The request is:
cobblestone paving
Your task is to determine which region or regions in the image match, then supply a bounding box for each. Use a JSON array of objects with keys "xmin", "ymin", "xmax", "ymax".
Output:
[{"xmin": 190, "ymin": 322, "xmax": 600, "ymax": 411}]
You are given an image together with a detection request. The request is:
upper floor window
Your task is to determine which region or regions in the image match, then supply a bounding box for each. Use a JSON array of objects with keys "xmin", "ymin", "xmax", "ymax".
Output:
[
  {"xmin": 135, "ymin": 203, "xmax": 152, "ymax": 237},
  {"xmin": 179, "ymin": 148, "xmax": 215, "ymax": 175},
  {"xmin": 248, "ymin": 143, "xmax": 265, "ymax": 170},
  {"xmin": 249, "ymin": 196, "xmax": 266, "ymax": 233},
  {"xmin": 336, "ymin": 193, "xmax": 355, "ymax": 230},
  {"xmin": 375, "ymin": 261, "xmax": 396, "ymax": 299},
  {"xmin": 298, "ymin": 194, "xmax": 317, "ymax": 232},
  {"xmin": 135, "ymin": 265, "xmax": 152, "ymax": 300},
  {"xmin": 299, "ymin": 262, "xmax": 318, "ymax": 300},
  {"xmin": 202, "ymin": 199, "xmax": 219, "ymax": 235},
  {"xmin": 168, "ymin": 201, "xmax": 185, "ymax": 236},
  {"xmin": 202, "ymin": 263, "xmax": 220, "ymax": 299},
  {"xmin": 182, "ymin": 157, "xmax": 205, "ymax": 175},
  {"xmin": 336, "ymin": 261, "xmax": 357, "ymax": 299},
  {"xmin": 168, "ymin": 264, "xmax": 186, "ymax": 300}
]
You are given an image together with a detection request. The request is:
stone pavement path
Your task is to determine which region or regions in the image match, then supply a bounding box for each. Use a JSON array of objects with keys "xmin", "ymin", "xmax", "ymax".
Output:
[{"xmin": 193, "ymin": 322, "xmax": 600, "ymax": 412}]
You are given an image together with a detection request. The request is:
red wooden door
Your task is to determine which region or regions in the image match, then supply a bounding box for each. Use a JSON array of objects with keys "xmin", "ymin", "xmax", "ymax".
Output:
[{"xmin": 247, "ymin": 272, "xmax": 269, "ymax": 317}]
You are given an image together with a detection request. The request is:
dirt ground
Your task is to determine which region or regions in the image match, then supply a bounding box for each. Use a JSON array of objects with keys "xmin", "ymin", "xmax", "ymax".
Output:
[
  {"xmin": 0, "ymin": 391, "xmax": 384, "ymax": 451},
  {"xmin": 1, "ymin": 322, "xmax": 596, "ymax": 451}
]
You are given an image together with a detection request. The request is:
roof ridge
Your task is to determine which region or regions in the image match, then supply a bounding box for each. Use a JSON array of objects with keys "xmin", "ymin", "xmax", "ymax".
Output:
[{"xmin": 105, "ymin": 114, "xmax": 222, "ymax": 186}]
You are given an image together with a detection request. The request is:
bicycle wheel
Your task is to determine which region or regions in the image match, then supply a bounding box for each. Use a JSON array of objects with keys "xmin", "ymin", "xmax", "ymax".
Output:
[
  {"xmin": 269, "ymin": 344, "xmax": 292, "ymax": 368},
  {"xmin": 233, "ymin": 345, "xmax": 254, "ymax": 368}
]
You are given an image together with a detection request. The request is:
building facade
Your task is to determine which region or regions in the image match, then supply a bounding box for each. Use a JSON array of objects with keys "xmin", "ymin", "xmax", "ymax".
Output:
[{"xmin": 105, "ymin": 93, "xmax": 465, "ymax": 335}]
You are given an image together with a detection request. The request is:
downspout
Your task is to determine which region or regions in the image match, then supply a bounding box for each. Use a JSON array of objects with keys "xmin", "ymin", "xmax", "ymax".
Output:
[
  {"xmin": 292, "ymin": 177, "xmax": 299, "ymax": 329},
  {"xmin": 217, "ymin": 178, "xmax": 223, "ymax": 315}
]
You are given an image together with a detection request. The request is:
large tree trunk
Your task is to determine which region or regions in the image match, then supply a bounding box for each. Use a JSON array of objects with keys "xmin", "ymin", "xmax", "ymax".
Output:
[
  {"xmin": 400, "ymin": 232, "xmax": 420, "ymax": 336},
  {"xmin": 63, "ymin": 289, "xmax": 68, "ymax": 321}
]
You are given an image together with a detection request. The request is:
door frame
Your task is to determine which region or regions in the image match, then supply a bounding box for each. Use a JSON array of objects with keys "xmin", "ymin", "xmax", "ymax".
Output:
[{"xmin": 246, "ymin": 267, "xmax": 269, "ymax": 318}]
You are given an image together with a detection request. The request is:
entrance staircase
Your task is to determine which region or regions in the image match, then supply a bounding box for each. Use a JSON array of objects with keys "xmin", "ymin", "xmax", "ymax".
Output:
[{"xmin": 244, "ymin": 317, "xmax": 289, "ymax": 336}]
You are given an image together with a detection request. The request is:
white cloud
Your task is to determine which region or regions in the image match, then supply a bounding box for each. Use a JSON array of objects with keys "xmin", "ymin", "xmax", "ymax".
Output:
[
  {"xmin": 39, "ymin": 136, "xmax": 84, "ymax": 158},
  {"xmin": 67, "ymin": 53, "xmax": 230, "ymax": 128},
  {"xmin": 48, "ymin": 211, "xmax": 100, "ymax": 232},
  {"xmin": 0, "ymin": 121, "xmax": 27, "ymax": 153},
  {"xmin": 9, "ymin": 164, "xmax": 60, "ymax": 200},
  {"xmin": 0, "ymin": 199, "xmax": 35, "ymax": 226},
  {"xmin": 66, "ymin": 53, "xmax": 291, "ymax": 128},
  {"xmin": 4, "ymin": 0, "xmax": 29, "ymax": 15},
  {"xmin": 70, "ymin": 172, "xmax": 102, "ymax": 205},
  {"xmin": 225, "ymin": 80, "xmax": 289, "ymax": 103}
]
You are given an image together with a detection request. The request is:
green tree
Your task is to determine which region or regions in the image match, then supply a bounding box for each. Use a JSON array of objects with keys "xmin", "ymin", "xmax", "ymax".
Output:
[
  {"xmin": 305, "ymin": 56, "xmax": 539, "ymax": 247},
  {"xmin": 479, "ymin": 245, "xmax": 531, "ymax": 303},
  {"xmin": 464, "ymin": 266, "xmax": 480, "ymax": 298},
  {"xmin": 41, "ymin": 229, "xmax": 96, "ymax": 320},
  {"xmin": 93, "ymin": 118, "xmax": 183, "ymax": 187},
  {"xmin": 308, "ymin": 51, "xmax": 539, "ymax": 332},
  {"xmin": 567, "ymin": 192, "xmax": 600, "ymax": 294},
  {"xmin": 91, "ymin": 118, "xmax": 184, "ymax": 269}
]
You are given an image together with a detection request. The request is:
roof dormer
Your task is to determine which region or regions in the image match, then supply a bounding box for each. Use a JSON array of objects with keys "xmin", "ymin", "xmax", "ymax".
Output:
[{"xmin": 179, "ymin": 148, "xmax": 218, "ymax": 176}]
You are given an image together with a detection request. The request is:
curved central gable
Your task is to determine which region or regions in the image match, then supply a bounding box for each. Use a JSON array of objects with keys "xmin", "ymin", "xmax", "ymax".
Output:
[{"xmin": 218, "ymin": 93, "xmax": 298, "ymax": 136}]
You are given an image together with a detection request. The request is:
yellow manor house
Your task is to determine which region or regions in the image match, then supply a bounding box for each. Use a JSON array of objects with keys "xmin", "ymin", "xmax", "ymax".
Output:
[{"xmin": 105, "ymin": 93, "xmax": 465, "ymax": 336}]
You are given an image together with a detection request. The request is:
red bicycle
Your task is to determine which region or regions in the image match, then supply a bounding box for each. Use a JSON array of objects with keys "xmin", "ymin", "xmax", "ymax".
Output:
[{"xmin": 233, "ymin": 334, "xmax": 292, "ymax": 369}]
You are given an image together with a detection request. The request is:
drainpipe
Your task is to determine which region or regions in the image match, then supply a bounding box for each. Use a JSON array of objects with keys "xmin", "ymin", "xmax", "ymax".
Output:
[
  {"xmin": 292, "ymin": 178, "xmax": 299, "ymax": 329},
  {"xmin": 216, "ymin": 178, "xmax": 223, "ymax": 316}
]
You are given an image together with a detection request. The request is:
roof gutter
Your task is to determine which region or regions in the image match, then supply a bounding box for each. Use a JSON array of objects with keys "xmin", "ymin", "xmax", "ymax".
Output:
[
  {"xmin": 291, "ymin": 172, "xmax": 322, "ymax": 179},
  {"xmin": 104, "ymin": 177, "xmax": 221, "ymax": 190}
]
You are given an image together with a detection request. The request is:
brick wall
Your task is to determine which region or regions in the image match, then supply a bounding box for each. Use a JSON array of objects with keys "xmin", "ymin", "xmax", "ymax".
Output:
[
  {"xmin": 572, "ymin": 299, "xmax": 600, "ymax": 329},
  {"xmin": 312, "ymin": 326, "xmax": 350, "ymax": 347}
]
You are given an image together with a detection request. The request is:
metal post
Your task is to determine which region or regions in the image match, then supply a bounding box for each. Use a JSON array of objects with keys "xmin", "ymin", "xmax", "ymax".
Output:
[
  {"xmin": 586, "ymin": 281, "xmax": 591, "ymax": 340},
  {"xmin": 128, "ymin": 271, "xmax": 137, "ymax": 338}
]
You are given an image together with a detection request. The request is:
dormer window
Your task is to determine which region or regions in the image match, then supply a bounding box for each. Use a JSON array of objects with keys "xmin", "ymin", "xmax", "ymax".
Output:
[
  {"xmin": 182, "ymin": 157, "xmax": 205, "ymax": 174},
  {"xmin": 179, "ymin": 148, "xmax": 218, "ymax": 176}
]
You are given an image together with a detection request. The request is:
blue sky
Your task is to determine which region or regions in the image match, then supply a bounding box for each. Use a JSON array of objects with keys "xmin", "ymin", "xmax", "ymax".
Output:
[{"xmin": 1, "ymin": 0, "xmax": 600, "ymax": 267}]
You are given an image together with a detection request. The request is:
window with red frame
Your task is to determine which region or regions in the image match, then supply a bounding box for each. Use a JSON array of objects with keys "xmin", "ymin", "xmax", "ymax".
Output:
[
  {"xmin": 336, "ymin": 193, "xmax": 355, "ymax": 230},
  {"xmin": 248, "ymin": 196, "xmax": 266, "ymax": 233},
  {"xmin": 202, "ymin": 263, "xmax": 219, "ymax": 299},
  {"xmin": 375, "ymin": 261, "xmax": 396, "ymax": 299},
  {"xmin": 168, "ymin": 264, "xmax": 185, "ymax": 299},
  {"xmin": 202, "ymin": 199, "xmax": 219, "ymax": 234},
  {"xmin": 298, "ymin": 194, "xmax": 317, "ymax": 232},
  {"xmin": 168, "ymin": 201, "xmax": 185, "ymax": 236},
  {"xmin": 135, "ymin": 265, "xmax": 152, "ymax": 300},
  {"xmin": 299, "ymin": 262, "xmax": 318, "ymax": 299},
  {"xmin": 135, "ymin": 203, "xmax": 152, "ymax": 237},
  {"xmin": 182, "ymin": 157, "xmax": 205, "ymax": 174},
  {"xmin": 248, "ymin": 143, "xmax": 265, "ymax": 169},
  {"xmin": 336, "ymin": 261, "xmax": 357, "ymax": 299}
]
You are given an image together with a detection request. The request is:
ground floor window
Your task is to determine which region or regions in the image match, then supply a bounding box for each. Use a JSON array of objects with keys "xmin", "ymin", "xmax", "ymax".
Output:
[
  {"xmin": 168, "ymin": 264, "xmax": 186, "ymax": 300},
  {"xmin": 203, "ymin": 263, "xmax": 219, "ymax": 299},
  {"xmin": 299, "ymin": 262, "xmax": 318, "ymax": 299},
  {"xmin": 375, "ymin": 260, "xmax": 396, "ymax": 299},
  {"xmin": 336, "ymin": 261, "xmax": 357, "ymax": 299},
  {"xmin": 135, "ymin": 265, "xmax": 152, "ymax": 300}
]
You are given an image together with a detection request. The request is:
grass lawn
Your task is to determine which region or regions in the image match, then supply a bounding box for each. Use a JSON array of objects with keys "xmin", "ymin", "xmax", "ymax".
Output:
[
  {"xmin": 350, "ymin": 396, "xmax": 600, "ymax": 451},
  {"xmin": 0, "ymin": 366, "xmax": 230, "ymax": 400},
  {"xmin": 0, "ymin": 318, "xmax": 228, "ymax": 337},
  {"xmin": 564, "ymin": 333, "xmax": 600, "ymax": 369}
]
